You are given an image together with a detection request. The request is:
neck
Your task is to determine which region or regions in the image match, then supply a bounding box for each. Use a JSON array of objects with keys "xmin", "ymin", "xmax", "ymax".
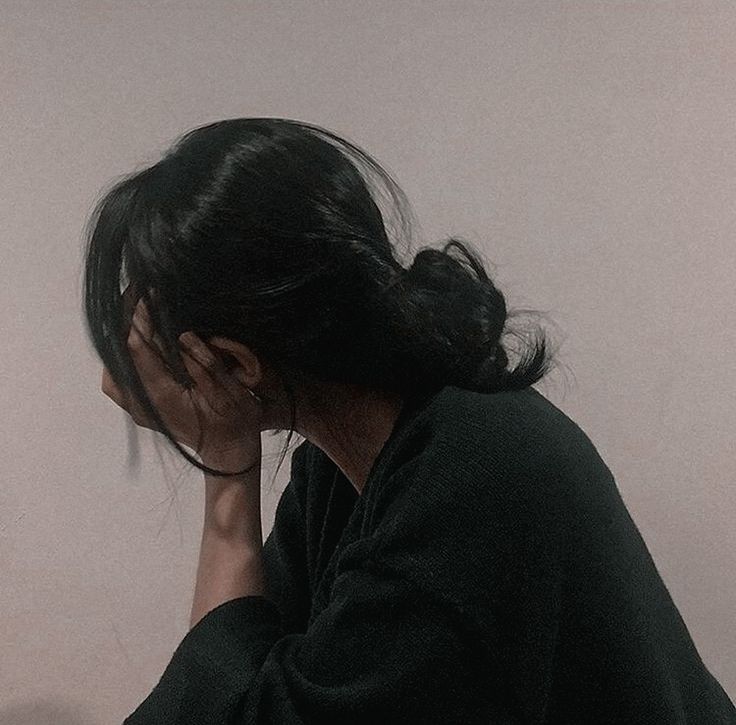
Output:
[{"xmin": 292, "ymin": 383, "xmax": 405, "ymax": 495}]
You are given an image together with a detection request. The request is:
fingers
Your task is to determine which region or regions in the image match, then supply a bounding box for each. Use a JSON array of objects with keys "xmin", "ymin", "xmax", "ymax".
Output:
[
  {"xmin": 121, "ymin": 283, "xmax": 139, "ymax": 327},
  {"xmin": 100, "ymin": 366, "xmax": 158, "ymax": 430},
  {"xmin": 102, "ymin": 293, "xmax": 169, "ymax": 429},
  {"xmin": 126, "ymin": 293, "xmax": 243, "ymax": 405},
  {"xmin": 128, "ymin": 298, "xmax": 172, "ymax": 389},
  {"xmin": 178, "ymin": 332, "xmax": 246, "ymax": 404},
  {"xmin": 105, "ymin": 287, "xmax": 257, "ymax": 443},
  {"xmin": 124, "ymin": 297, "xmax": 232, "ymax": 411}
]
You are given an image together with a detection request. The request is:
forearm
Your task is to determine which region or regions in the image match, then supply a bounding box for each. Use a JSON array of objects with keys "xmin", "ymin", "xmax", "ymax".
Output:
[
  {"xmin": 190, "ymin": 447, "xmax": 266, "ymax": 630},
  {"xmin": 190, "ymin": 529, "xmax": 266, "ymax": 629}
]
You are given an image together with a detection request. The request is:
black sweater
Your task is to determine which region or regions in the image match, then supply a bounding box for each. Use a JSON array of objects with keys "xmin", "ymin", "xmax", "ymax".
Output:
[{"xmin": 124, "ymin": 384, "xmax": 735, "ymax": 723}]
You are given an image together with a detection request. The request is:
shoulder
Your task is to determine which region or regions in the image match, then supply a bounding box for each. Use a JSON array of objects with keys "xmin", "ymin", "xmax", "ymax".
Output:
[
  {"xmin": 351, "ymin": 386, "xmax": 608, "ymax": 605},
  {"xmin": 367, "ymin": 385, "xmax": 615, "ymax": 536},
  {"xmin": 401, "ymin": 384, "xmax": 608, "ymax": 487}
]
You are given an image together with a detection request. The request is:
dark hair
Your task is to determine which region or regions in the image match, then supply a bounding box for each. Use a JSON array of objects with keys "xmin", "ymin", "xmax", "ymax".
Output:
[{"xmin": 82, "ymin": 117, "xmax": 560, "ymax": 486}]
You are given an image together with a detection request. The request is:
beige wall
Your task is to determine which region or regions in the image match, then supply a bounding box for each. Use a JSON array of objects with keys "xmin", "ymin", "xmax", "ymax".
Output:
[{"xmin": 2, "ymin": 1, "xmax": 734, "ymax": 720}]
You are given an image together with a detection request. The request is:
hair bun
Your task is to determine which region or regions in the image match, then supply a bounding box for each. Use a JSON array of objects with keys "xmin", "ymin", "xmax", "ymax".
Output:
[{"xmin": 391, "ymin": 239, "xmax": 549, "ymax": 392}]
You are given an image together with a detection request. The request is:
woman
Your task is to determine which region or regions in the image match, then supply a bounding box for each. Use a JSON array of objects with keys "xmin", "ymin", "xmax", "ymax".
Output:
[{"xmin": 84, "ymin": 118, "xmax": 735, "ymax": 723}]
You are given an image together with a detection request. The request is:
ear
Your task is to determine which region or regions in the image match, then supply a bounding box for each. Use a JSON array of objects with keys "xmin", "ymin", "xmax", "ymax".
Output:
[{"xmin": 205, "ymin": 336, "xmax": 263, "ymax": 384}]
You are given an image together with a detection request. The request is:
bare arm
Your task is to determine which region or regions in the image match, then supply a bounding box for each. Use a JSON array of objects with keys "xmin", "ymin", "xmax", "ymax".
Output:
[{"xmin": 190, "ymin": 443, "xmax": 266, "ymax": 630}]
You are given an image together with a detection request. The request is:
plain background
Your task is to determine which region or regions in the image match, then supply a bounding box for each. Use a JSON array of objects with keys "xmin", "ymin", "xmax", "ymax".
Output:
[{"xmin": 2, "ymin": 1, "xmax": 734, "ymax": 721}]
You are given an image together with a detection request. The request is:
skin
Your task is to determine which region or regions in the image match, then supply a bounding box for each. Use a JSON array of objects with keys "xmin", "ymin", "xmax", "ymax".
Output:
[
  {"xmin": 101, "ymin": 289, "xmax": 404, "ymax": 495},
  {"xmin": 215, "ymin": 356, "xmax": 405, "ymax": 496},
  {"xmin": 101, "ymin": 291, "xmax": 408, "ymax": 630}
]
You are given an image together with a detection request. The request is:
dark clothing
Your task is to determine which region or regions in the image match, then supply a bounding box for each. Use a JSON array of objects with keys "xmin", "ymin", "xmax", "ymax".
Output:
[{"xmin": 124, "ymin": 384, "xmax": 736, "ymax": 723}]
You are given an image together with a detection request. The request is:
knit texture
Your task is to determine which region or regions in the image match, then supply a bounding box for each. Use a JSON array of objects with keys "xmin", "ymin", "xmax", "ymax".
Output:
[{"xmin": 124, "ymin": 384, "xmax": 736, "ymax": 724}]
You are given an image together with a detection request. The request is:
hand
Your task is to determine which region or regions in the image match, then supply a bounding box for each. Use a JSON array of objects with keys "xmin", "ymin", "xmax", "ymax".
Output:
[{"xmin": 101, "ymin": 293, "xmax": 263, "ymax": 462}]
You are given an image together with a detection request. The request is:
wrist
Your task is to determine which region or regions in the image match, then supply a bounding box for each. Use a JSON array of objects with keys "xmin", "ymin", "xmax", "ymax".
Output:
[
  {"xmin": 199, "ymin": 436, "xmax": 262, "ymax": 473},
  {"xmin": 200, "ymin": 441, "xmax": 263, "ymax": 541}
]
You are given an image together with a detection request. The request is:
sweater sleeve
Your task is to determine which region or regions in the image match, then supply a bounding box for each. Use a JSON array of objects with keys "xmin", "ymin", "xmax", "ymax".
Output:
[
  {"xmin": 123, "ymin": 560, "xmax": 505, "ymax": 725},
  {"xmin": 122, "ymin": 451, "xmax": 512, "ymax": 724}
]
